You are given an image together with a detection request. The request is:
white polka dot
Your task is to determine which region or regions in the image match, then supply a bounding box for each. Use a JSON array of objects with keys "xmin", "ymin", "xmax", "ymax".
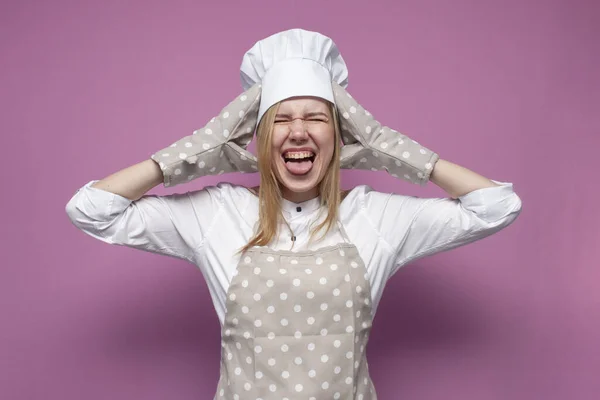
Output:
[
  {"xmin": 350, "ymin": 106, "xmax": 357, "ymax": 113},
  {"xmin": 243, "ymin": 331, "xmax": 250, "ymax": 339},
  {"xmin": 254, "ymin": 267, "xmax": 261, "ymax": 275},
  {"xmin": 295, "ymin": 384, "xmax": 303, "ymax": 392},
  {"xmin": 334, "ymin": 366, "xmax": 341, "ymax": 374},
  {"xmin": 197, "ymin": 161, "xmax": 205, "ymax": 168},
  {"xmin": 227, "ymin": 352, "xmax": 233, "ymax": 360},
  {"xmin": 308, "ymin": 343, "xmax": 315, "ymax": 351},
  {"xmin": 305, "ymin": 268, "xmax": 312, "ymax": 274},
  {"xmin": 294, "ymin": 357, "xmax": 303, "ymax": 365},
  {"xmin": 366, "ymin": 126, "xmax": 372, "ymax": 134},
  {"xmin": 266, "ymin": 256, "xmax": 274, "ymax": 262},
  {"xmin": 174, "ymin": 168, "xmax": 182, "ymax": 175},
  {"xmin": 355, "ymin": 360, "xmax": 359, "ymax": 368},
  {"xmin": 307, "ymin": 317, "xmax": 315, "ymax": 325},
  {"xmin": 360, "ymin": 157, "xmax": 367, "ymax": 163},
  {"xmin": 232, "ymin": 318, "xmax": 238, "ymax": 325},
  {"xmin": 362, "ymin": 321, "xmax": 369, "ymax": 329},
  {"xmin": 242, "ymin": 280, "xmax": 248, "ymax": 287},
  {"xmin": 333, "ymin": 288, "xmax": 340, "ymax": 296},
  {"xmin": 244, "ymin": 382, "xmax": 251, "ymax": 391},
  {"xmin": 241, "ymin": 306, "xmax": 249, "ymax": 314},
  {"xmin": 293, "ymin": 278, "xmax": 301, "ymax": 286},
  {"xmin": 356, "ymin": 286, "xmax": 362, "ymax": 293},
  {"xmin": 320, "ymin": 303, "xmax": 328, "ymax": 311},
  {"xmin": 346, "ymin": 300, "xmax": 353, "ymax": 308},
  {"xmin": 315, "ymin": 257, "xmax": 323, "ymax": 265},
  {"xmin": 402, "ymin": 151, "xmax": 410, "ymax": 158},
  {"xmin": 380, "ymin": 142, "xmax": 388, "ymax": 149},
  {"xmin": 425, "ymin": 162, "xmax": 432, "ymax": 170},
  {"xmin": 334, "ymin": 393, "xmax": 341, "ymax": 399},
  {"xmin": 184, "ymin": 142, "xmax": 192, "ymax": 148},
  {"xmin": 266, "ymin": 279, "xmax": 274, "ymax": 287},
  {"xmin": 235, "ymin": 341, "xmax": 241, "ymax": 349},
  {"xmin": 229, "ymin": 293, "xmax": 236, "ymax": 301},
  {"xmin": 333, "ymin": 314, "xmax": 341, "ymax": 322},
  {"xmin": 321, "ymin": 354, "xmax": 329, "ymax": 362},
  {"xmin": 308, "ymin": 369, "xmax": 316, "ymax": 377},
  {"xmin": 365, "ymin": 298, "xmax": 370, "ymax": 305},
  {"xmin": 339, "ymin": 249, "xmax": 345, "ymax": 256},
  {"xmin": 254, "ymin": 319, "xmax": 262, "ymax": 327},
  {"xmin": 290, "ymin": 259, "xmax": 298, "ymax": 264},
  {"xmin": 239, "ymin": 110, "xmax": 245, "ymax": 118},
  {"xmin": 204, "ymin": 128, "xmax": 212, "ymax": 135},
  {"xmin": 225, "ymin": 329, "xmax": 231, "ymax": 336},
  {"xmin": 343, "ymin": 112, "xmax": 350, "ymax": 119},
  {"xmin": 267, "ymin": 306, "xmax": 275, "ymax": 313},
  {"xmin": 346, "ymin": 351, "xmax": 353, "ymax": 359},
  {"xmin": 222, "ymin": 129, "xmax": 229, "ymax": 137},
  {"xmin": 330, "ymin": 264, "xmax": 338, "ymax": 271},
  {"xmin": 306, "ymin": 291, "xmax": 314, "ymax": 299},
  {"xmin": 281, "ymin": 371, "xmax": 289, "ymax": 379},
  {"xmin": 244, "ymin": 256, "xmax": 251, "ymax": 263},
  {"xmin": 345, "ymin": 274, "xmax": 351, "ymax": 282},
  {"xmin": 322, "ymin": 382, "xmax": 329, "ymax": 389},
  {"xmin": 279, "ymin": 268, "xmax": 287, "ymax": 274},
  {"xmin": 223, "ymin": 111, "xmax": 229, "ymax": 118},
  {"xmin": 268, "ymin": 358, "xmax": 276, "ymax": 366},
  {"xmin": 319, "ymin": 277, "xmax": 327, "ymax": 285},
  {"xmin": 255, "ymin": 371, "xmax": 263, "ymax": 380},
  {"xmin": 219, "ymin": 389, "xmax": 224, "ymax": 396},
  {"xmin": 294, "ymin": 304, "xmax": 302, "ymax": 312},
  {"xmin": 334, "ymin": 340, "xmax": 341, "ymax": 348},
  {"xmin": 372, "ymin": 151, "xmax": 379, "ymax": 157},
  {"xmin": 233, "ymin": 395, "xmax": 239, "ymax": 400},
  {"xmin": 280, "ymin": 293, "xmax": 288, "ymax": 300},
  {"xmin": 345, "ymin": 377, "xmax": 353, "ymax": 384},
  {"xmin": 320, "ymin": 328, "xmax": 328, "ymax": 336},
  {"xmin": 281, "ymin": 344, "xmax": 289, "ymax": 352},
  {"xmin": 346, "ymin": 325, "xmax": 354, "ymax": 333},
  {"xmin": 234, "ymin": 367, "xmax": 241, "ymax": 375},
  {"xmin": 269, "ymin": 384, "xmax": 276, "ymax": 392},
  {"xmin": 202, "ymin": 143, "xmax": 210, "ymax": 150},
  {"xmin": 281, "ymin": 318, "xmax": 288, "ymax": 326},
  {"xmin": 294, "ymin": 331, "xmax": 302, "ymax": 339},
  {"xmin": 351, "ymin": 261, "xmax": 358, "ymax": 268}
]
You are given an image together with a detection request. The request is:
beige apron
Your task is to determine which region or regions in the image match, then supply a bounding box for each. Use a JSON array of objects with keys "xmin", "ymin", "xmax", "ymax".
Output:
[{"xmin": 214, "ymin": 219, "xmax": 377, "ymax": 399}]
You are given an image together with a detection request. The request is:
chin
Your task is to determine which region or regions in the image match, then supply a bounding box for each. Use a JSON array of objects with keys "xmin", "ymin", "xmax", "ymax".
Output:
[{"xmin": 275, "ymin": 158, "xmax": 324, "ymax": 196}]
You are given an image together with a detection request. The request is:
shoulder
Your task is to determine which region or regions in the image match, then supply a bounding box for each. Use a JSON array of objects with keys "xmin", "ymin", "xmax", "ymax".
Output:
[
  {"xmin": 186, "ymin": 182, "xmax": 257, "ymax": 207},
  {"xmin": 340, "ymin": 185, "xmax": 395, "ymax": 214}
]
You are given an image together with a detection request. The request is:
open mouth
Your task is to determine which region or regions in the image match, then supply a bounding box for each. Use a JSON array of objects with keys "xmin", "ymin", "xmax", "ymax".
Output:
[{"xmin": 282, "ymin": 150, "xmax": 316, "ymax": 175}]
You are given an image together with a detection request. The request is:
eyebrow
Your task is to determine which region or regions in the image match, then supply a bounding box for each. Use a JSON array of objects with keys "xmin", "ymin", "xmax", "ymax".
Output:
[{"xmin": 275, "ymin": 112, "xmax": 330, "ymax": 119}]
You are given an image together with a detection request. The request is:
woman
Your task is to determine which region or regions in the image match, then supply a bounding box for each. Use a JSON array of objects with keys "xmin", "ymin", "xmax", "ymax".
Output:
[{"xmin": 66, "ymin": 29, "xmax": 522, "ymax": 399}]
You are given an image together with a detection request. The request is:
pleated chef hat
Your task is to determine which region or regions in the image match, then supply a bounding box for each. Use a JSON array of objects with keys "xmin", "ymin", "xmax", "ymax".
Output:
[{"xmin": 240, "ymin": 28, "xmax": 349, "ymax": 124}]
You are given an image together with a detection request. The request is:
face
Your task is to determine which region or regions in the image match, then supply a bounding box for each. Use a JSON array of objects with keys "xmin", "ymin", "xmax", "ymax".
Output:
[{"xmin": 271, "ymin": 96, "xmax": 335, "ymax": 201}]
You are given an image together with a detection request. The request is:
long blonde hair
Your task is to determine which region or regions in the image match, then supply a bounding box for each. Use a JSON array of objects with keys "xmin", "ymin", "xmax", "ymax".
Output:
[{"xmin": 238, "ymin": 100, "xmax": 342, "ymax": 254}]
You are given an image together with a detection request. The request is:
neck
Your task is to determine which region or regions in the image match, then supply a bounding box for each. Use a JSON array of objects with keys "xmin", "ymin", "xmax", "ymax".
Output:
[{"xmin": 281, "ymin": 187, "xmax": 319, "ymax": 203}]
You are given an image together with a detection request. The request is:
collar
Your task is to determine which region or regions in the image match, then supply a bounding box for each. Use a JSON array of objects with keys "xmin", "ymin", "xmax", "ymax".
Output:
[{"xmin": 281, "ymin": 196, "xmax": 322, "ymax": 218}]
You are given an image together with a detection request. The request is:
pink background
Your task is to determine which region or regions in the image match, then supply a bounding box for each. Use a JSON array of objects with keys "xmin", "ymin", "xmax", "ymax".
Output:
[{"xmin": 2, "ymin": 0, "xmax": 599, "ymax": 398}]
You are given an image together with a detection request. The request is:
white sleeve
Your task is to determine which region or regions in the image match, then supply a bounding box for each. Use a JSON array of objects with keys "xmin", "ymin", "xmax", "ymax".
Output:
[
  {"xmin": 364, "ymin": 180, "xmax": 523, "ymax": 277},
  {"xmin": 65, "ymin": 180, "xmax": 222, "ymax": 262}
]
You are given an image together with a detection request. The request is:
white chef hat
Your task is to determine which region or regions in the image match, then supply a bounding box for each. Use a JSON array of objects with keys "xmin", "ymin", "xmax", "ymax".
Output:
[{"xmin": 240, "ymin": 28, "xmax": 349, "ymax": 124}]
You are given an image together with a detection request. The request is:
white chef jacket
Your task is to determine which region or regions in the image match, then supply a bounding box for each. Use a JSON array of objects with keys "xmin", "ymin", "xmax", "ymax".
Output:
[{"xmin": 65, "ymin": 179, "xmax": 522, "ymax": 325}]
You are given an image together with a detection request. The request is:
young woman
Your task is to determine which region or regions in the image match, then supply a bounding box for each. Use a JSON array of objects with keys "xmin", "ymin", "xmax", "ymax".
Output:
[{"xmin": 66, "ymin": 29, "xmax": 522, "ymax": 400}]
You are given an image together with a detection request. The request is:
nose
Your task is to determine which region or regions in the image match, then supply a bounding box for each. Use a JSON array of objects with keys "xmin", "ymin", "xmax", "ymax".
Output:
[{"xmin": 288, "ymin": 118, "xmax": 308, "ymax": 140}]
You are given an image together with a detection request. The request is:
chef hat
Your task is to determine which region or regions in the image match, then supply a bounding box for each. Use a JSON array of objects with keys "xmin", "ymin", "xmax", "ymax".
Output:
[{"xmin": 240, "ymin": 28, "xmax": 349, "ymax": 124}]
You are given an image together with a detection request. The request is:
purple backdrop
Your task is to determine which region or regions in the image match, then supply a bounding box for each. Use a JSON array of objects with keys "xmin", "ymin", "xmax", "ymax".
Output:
[{"xmin": 2, "ymin": 0, "xmax": 599, "ymax": 399}]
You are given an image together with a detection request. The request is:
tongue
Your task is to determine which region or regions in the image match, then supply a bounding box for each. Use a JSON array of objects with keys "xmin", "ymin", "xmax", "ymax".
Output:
[{"xmin": 285, "ymin": 160, "xmax": 313, "ymax": 175}]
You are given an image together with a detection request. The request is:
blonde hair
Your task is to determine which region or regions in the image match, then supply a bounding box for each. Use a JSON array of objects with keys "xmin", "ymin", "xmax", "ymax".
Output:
[{"xmin": 238, "ymin": 100, "xmax": 342, "ymax": 254}]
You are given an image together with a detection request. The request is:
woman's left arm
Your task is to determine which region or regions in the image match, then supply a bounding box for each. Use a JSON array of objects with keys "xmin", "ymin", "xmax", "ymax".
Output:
[{"xmin": 429, "ymin": 158, "xmax": 501, "ymax": 199}]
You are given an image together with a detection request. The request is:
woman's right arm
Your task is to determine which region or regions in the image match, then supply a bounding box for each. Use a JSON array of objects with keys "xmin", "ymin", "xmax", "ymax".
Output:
[
  {"xmin": 65, "ymin": 159, "xmax": 220, "ymax": 262},
  {"xmin": 90, "ymin": 159, "xmax": 164, "ymax": 201}
]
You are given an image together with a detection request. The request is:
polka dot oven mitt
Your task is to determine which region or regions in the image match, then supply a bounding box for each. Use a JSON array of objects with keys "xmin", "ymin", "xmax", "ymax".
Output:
[
  {"xmin": 333, "ymin": 82, "xmax": 440, "ymax": 186},
  {"xmin": 151, "ymin": 84, "xmax": 261, "ymax": 187}
]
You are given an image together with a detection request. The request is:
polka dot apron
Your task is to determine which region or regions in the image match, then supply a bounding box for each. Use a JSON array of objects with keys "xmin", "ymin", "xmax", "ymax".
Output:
[{"xmin": 214, "ymin": 220, "xmax": 377, "ymax": 399}]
